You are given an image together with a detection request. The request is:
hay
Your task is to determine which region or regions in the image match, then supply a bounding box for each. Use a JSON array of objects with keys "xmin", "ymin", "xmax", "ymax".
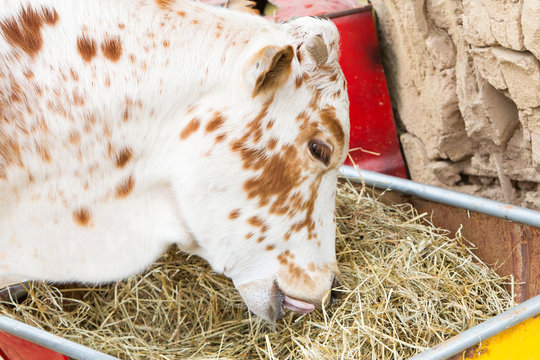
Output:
[{"xmin": 0, "ymin": 181, "xmax": 514, "ymax": 359}]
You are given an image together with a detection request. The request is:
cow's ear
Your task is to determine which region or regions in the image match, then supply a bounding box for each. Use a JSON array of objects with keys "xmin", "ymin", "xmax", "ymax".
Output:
[{"xmin": 246, "ymin": 45, "xmax": 294, "ymax": 97}]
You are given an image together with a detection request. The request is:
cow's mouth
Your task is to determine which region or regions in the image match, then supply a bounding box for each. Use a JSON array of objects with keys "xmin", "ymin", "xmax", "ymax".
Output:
[
  {"xmin": 273, "ymin": 281, "xmax": 315, "ymax": 319},
  {"xmin": 282, "ymin": 294, "xmax": 316, "ymax": 314}
]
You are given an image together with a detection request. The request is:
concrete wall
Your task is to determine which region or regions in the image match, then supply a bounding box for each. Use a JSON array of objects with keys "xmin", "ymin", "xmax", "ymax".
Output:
[{"xmin": 370, "ymin": 0, "xmax": 540, "ymax": 210}]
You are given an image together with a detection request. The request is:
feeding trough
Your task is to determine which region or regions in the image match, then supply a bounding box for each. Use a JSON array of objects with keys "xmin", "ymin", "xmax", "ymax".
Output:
[
  {"xmin": 1, "ymin": 168, "xmax": 539, "ymax": 359},
  {"xmin": 1, "ymin": 1, "xmax": 539, "ymax": 359}
]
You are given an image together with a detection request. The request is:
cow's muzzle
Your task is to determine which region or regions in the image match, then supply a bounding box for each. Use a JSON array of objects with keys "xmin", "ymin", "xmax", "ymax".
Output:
[{"xmin": 236, "ymin": 274, "xmax": 340, "ymax": 322}]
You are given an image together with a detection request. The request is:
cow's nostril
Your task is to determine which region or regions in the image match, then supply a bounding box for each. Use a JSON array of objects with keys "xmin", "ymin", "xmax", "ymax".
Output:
[
  {"xmin": 330, "ymin": 288, "xmax": 340, "ymax": 303},
  {"xmin": 330, "ymin": 276, "xmax": 341, "ymax": 303}
]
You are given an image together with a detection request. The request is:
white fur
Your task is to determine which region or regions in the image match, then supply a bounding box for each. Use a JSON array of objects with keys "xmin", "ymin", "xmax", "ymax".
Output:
[{"xmin": 0, "ymin": 0, "xmax": 349, "ymax": 321}]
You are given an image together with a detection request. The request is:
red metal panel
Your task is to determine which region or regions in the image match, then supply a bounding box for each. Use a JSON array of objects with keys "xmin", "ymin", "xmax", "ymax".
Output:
[
  {"xmin": 273, "ymin": 3, "xmax": 407, "ymax": 178},
  {"xmin": 204, "ymin": 2, "xmax": 408, "ymax": 177},
  {"xmin": 329, "ymin": 8, "xmax": 407, "ymax": 178},
  {"xmin": 0, "ymin": 331, "xmax": 68, "ymax": 360}
]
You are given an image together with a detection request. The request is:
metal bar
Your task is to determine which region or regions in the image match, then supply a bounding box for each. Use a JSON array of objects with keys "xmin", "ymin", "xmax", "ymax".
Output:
[
  {"xmin": 408, "ymin": 294, "xmax": 540, "ymax": 360},
  {"xmin": 339, "ymin": 165, "xmax": 540, "ymax": 228},
  {"xmin": 0, "ymin": 315, "xmax": 118, "ymax": 360}
]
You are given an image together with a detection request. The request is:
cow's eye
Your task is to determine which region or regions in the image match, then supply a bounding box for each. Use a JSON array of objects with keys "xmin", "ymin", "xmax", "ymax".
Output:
[{"xmin": 308, "ymin": 140, "xmax": 331, "ymax": 166}]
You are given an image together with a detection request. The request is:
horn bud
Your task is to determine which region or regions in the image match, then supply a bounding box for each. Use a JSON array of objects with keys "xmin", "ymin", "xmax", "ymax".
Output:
[{"xmin": 306, "ymin": 36, "xmax": 328, "ymax": 66}]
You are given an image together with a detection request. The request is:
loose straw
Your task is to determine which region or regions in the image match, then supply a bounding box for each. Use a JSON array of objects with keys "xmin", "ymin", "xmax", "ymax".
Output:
[{"xmin": 0, "ymin": 181, "xmax": 514, "ymax": 359}]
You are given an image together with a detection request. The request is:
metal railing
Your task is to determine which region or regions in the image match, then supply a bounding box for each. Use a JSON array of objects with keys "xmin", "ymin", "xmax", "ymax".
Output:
[{"xmin": 339, "ymin": 165, "xmax": 540, "ymax": 228}]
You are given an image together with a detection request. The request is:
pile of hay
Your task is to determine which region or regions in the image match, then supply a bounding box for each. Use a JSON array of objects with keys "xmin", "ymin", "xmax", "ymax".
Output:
[{"xmin": 0, "ymin": 181, "xmax": 514, "ymax": 359}]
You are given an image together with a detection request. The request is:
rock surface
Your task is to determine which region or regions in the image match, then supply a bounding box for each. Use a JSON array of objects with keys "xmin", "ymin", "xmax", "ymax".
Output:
[{"xmin": 371, "ymin": 0, "xmax": 540, "ymax": 210}]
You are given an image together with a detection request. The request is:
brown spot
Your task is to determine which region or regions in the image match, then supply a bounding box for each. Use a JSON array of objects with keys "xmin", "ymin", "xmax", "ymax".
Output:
[
  {"xmin": 0, "ymin": 6, "xmax": 58, "ymax": 57},
  {"xmin": 233, "ymin": 142, "xmax": 320, "ymax": 240},
  {"xmin": 307, "ymin": 262, "xmax": 315, "ymax": 272},
  {"xmin": 277, "ymin": 253, "xmax": 316, "ymax": 289},
  {"xmin": 256, "ymin": 236, "xmax": 265, "ymax": 243},
  {"xmin": 267, "ymin": 138, "xmax": 277, "ymax": 151},
  {"xmin": 118, "ymin": 23, "xmax": 125, "ymax": 30},
  {"xmin": 122, "ymin": 107, "xmax": 129, "ymax": 122},
  {"xmin": 239, "ymin": 144, "xmax": 301, "ymax": 209},
  {"xmin": 162, "ymin": 40, "xmax": 169, "ymax": 47},
  {"xmin": 115, "ymin": 147, "xmax": 133, "ymax": 168},
  {"xmin": 235, "ymin": 96, "xmax": 273, "ymax": 146},
  {"xmin": 229, "ymin": 209, "xmax": 241, "ymax": 219},
  {"xmin": 245, "ymin": 232, "xmax": 254, "ymax": 240},
  {"xmin": 296, "ymin": 110, "xmax": 309, "ymax": 124},
  {"xmin": 308, "ymin": 89, "xmax": 322, "ymax": 110},
  {"xmin": 9, "ymin": 82, "xmax": 22, "ymax": 102},
  {"xmin": 70, "ymin": 68, "xmax": 79, "ymax": 81},
  {"xmin": 73, "ymin": 207, "xmax": 91, "ymax": 226},
  {"xmin": 247, "ymin": 216, "xmax": 269, "ymax": 233},
  {"xmin": 205, "ymin": 112, "xmax": 225, "ymax": 133},
  {"xmin": 266, "ymin": 244, "xmax": 275, "ymax": 251},
  {"xmin": 215, "ymin": 133, "xmax": 226, "ymax": 143},
  {"xmin": 101, "ymin": 37, "xmax": 122, "ymax": 62},
  {"xmin": 115, "ymin": 175, "xmax": 135, "ymax": 198},
  {"xmin": 287, "ymin": 262, "xmax": 308, "ymax": 283},
  {"xmin": 295, "ymin": 75, "xmax": 303, "ymax": 88},
  {"xmin": 252, "ymin": 129, "xmax": 263, "ymax": 143},
  {"xmin": 265, "ymin": 120, "xmax": 274, "ymax": 130},
  {"xmin": 24, "ymin": 70, "xmax": 34, "ymax": 79},
  {"xmin": 179, "ymin": 118, "xmax": 200, "ymax": 140},
  {"xmin": 36, "ymin": 144, "xmax": 51, "ymax": 162},
  {"xmin": 129, "ymin": 54, "xmax": 136, "ymax": 63},
  {"xmin": 107, "ymin": 143, "xmax": 113, "ymax": 157},
  {"xmin": 177, "ymin": 10, "xmax": 186, "ymax": 17},
  {"xmin": 77, "ymin": 35, "xmax": 97, "ymax": 62},
  {"xmin": 319, "ymin": 106, "xmax": 344, "ymax": 146},
  {"xmin": 155, "ymin": 0, "xmax": 174, "ymax": 10},
  {"xmin": 192, "ymin": 19, "xmax": 199, "ymax": 25},
  {"xmin": 73, "ymin": 90, "xmax": 84, "ymax": 106},
  {"xmin": 0, "ymin": 137, "xmax": 23, "ymax": 178},
  {"xmin": 68, "ymin": 131, "xmax": 80, "ymax": 145},
  {"xmin": 277, "ymin": 253, "xmax": 288, "ymax": 265},
  {"xmin": 41, "ymin": 8, "xmax": 59, "ymax": 24}
]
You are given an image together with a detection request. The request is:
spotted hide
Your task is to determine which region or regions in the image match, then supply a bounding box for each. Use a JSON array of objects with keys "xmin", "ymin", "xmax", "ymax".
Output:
[{"xmin": 0, "ymin": 0, "xmax": 350, "ymax": 321}]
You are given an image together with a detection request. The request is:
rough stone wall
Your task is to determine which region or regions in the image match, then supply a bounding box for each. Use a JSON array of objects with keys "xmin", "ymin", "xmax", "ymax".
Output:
[{"xmin": 370, "ymin": 0, "xmax": 540, "ymax": 210}]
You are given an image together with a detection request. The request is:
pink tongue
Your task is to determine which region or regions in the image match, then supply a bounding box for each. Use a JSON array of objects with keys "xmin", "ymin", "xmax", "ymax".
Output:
[{"xmin": 282, "ymin": 295, "xmax": 315, "ymax": 314}]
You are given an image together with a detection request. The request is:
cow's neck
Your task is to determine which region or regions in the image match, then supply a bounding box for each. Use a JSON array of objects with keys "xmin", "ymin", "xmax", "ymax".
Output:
[{"xmin": 117, "ymin": 3, "xmax": 274, "ymax": 174}]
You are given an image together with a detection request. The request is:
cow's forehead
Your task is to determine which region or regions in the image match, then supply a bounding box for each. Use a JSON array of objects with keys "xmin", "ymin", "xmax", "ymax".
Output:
[
  {"xmin": 224, "ymin": 93, "xmax": 347, "ymax": 249},
  {"xmin": 271, "ymin": 72, "xmax": 349, "ymax": 160}
]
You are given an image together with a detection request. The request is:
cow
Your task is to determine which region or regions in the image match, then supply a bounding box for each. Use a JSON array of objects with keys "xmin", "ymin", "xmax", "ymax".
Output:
[{"xmin": 0, "ymin": 0, "xmax": 350, "ymax": 322}]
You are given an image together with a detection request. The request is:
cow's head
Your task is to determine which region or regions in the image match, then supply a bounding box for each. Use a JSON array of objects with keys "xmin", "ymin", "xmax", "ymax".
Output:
[{"xmin": 175, "ymin": 16, "xmax": 349, "ymax": 321}]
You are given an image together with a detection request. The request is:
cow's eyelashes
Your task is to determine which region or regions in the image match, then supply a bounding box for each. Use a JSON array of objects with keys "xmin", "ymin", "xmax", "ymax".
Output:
[{"xmin": 308, "ymin": 140, "xmax": 331, "ymax": 166}]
